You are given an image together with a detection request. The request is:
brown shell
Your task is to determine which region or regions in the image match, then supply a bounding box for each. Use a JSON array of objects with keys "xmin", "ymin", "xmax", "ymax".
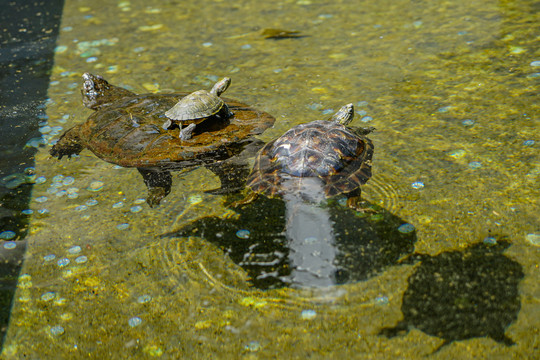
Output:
[
  {"xmin": 75, "ymin": 93, "xmax": 274, "ymax": 169},
  {"xmin": 247, "ymin": 120, "xmax": 373, "ymax": 198},
  {"xmin": 164, "ymin": 90, "xmax": 225, "ymax": 122}
]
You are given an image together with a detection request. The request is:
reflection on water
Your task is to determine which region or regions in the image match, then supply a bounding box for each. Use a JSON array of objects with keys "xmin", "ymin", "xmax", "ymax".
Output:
[
  {"xmin": 0, "ymin": 0, "xmax": 538, "ymax": 358},
  {"xmin": 168, "ymin": 196, "xmax": 416, "ymax": 289}
]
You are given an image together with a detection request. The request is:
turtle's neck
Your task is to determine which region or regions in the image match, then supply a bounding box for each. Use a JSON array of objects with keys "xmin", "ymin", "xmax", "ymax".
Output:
[{"xmin": 281, "ymin": 178, "xmax": 338, "ymax": 288}]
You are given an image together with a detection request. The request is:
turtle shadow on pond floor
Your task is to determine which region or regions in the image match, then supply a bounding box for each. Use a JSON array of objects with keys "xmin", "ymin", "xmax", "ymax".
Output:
[
  {"xmin": 163, "ymin": 196, "xmax": 417, "ymax": 290},
  {"xmin": 379, "ymin": 237, "xmax": 524, "ymax": 354}
]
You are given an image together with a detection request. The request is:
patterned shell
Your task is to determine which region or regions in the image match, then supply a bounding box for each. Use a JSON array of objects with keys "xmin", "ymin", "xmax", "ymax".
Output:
[
  {"xmin": 247, "ymin": 120, "xmax": 374, "ymax": 197},
  {"xmin": 74, "ymin": 93, "xmax": 274, "ymax": 168},
  {"xmin": 164, "ymin": 90, "xmax": 224, "ymax": 121}
]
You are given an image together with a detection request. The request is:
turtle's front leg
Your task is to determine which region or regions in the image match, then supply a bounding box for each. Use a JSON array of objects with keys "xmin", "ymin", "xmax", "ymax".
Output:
[
  {"xmin": 205, "ymin": 161, "xmax": 250, "ymax": 194},
  {"xmin": 345, "ymin": 189, "xmax": 376, "ymax": 213},
  {"xmin": 179, "ymin": 123, "xmax": 196, "ymax": 140},
  {"xmin": 49, "ymin": 124, "xmax": 84, "ymax": 159},
  {"xmin": 137, "ymin": 168, "xmax": 172, "ymax": 207}
]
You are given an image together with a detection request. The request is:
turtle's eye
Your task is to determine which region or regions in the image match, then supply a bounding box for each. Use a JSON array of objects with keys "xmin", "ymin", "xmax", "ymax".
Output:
[{"xmin": 84, "ymin": 80, "xmax": 95, "ymax": 92}]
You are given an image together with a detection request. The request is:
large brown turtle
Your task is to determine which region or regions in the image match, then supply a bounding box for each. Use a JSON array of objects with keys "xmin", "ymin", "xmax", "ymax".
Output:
[
  {"xmin": 244, "ymin": 103, "xmax": 374, "ymax": 211},
  {"xmin": 50, "ymin": 73, "xmax": 275, "ymax": 206}
]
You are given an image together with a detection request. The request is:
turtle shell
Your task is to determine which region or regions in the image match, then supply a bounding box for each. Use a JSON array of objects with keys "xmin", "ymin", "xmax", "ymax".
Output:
[
  {"xmin": 74, "ymin": 93, "xmax": 274, "ymax": 169},
  {"xmin": 247, "ymin": 119, "xmax": 373, "ymax": 198},
  {"xmin": 164, "ymin": 90, "xmax": 225, "ymax": 122}
]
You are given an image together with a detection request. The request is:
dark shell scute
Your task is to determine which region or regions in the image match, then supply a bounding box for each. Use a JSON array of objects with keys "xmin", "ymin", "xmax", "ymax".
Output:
[
  {"xmin": 113, "ymin": 125, "xmax": 162, "ymax": 153},
  {"xmin": 270, "ymin": 121, "xmax": 361, "ymax": 177}
]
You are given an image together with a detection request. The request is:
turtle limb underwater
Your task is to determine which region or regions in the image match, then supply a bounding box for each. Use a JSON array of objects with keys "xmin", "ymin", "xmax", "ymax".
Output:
[
  {"xmin": 164, "ymin": 77, "xmax": 233, "ymax": 140},
  {"xmin": 137, "ymin": 168, "xmax": 173, "ymax": 207},
  {"xmin": 134, "ymin": 148, "xmax": 260, "ymax": 207},
  {"xmin": 50, "ymin": 73, "xmax": 275, "ymax": 207}
]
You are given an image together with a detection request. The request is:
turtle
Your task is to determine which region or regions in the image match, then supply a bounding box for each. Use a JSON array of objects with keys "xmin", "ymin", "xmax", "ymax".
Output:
[
  {"xmin": 379, "ymin": 238, "xmax": 524, "ymax": 353},
  {"xmin": 243, "ymin": 103, "xmax": 374, "ymax": 211},
  {"xmin": 163, "ymin": 77, "xmax": 233, "ymax": 140},
  {"xmin": 49, "ymin": 73, "xmax": 275, "ymax": 207}
]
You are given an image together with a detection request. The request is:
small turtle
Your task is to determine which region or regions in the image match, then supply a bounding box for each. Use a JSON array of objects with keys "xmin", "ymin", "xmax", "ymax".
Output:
[
  {"xmin": 244, "ymin": 103, "xmax": 374, "ymax": 210},
  {"xmin": 163, "ymin": 77, "xmax": 233, "ymax": 140},
  {"xmin": 50, "ymin": 73, "xmax": 275, "ymax": 207}
]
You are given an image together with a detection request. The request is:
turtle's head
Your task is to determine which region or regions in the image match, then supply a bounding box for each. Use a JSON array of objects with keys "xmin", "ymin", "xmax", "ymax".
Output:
[
  {"xmin": 81, "ymin": 73, "xmax": 135, "ymax": 110},
  {"xmin": 210, "ymin": 77, "xmax": 231, "ymax": 97},
  {"xmin": 330, "ymin": 103, "xmax": 354, "ymax": 125}
]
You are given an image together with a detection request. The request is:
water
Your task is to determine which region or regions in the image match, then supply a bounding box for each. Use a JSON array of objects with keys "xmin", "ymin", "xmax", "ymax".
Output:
[
  {"xmin": 1, "ymin": 0, "xmax": 538, "ymax": 359},
  {"xmin": 0, "ymin": 0, "xmax": 64, "ymax": 350}
]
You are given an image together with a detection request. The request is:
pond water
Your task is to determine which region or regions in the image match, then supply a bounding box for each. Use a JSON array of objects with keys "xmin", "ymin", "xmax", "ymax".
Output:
[{"xmin": 1, "ymin": 0, "xmax": 538, "ymax": 358}]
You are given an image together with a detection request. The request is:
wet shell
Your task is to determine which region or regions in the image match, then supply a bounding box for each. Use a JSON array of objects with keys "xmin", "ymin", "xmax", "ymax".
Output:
[
  {"xmin": 78, "ymin": 93, "xmax": 273, "ymax": 168},
  {"xmin": 164, "ymin": 90, "xmax": 225, "ymax": 122},
  {"xmin": 51, "ymin": 74, "xmax": 274, "ymax": 169},
  {"xmin": 247, "ymin": 119, "xmax": 373, "ymax": 198}
]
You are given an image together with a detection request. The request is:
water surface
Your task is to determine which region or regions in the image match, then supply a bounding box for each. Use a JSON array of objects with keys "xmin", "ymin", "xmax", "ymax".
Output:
[{"xmin": 1, "ymin": 0, "xmax": 538, "ymax": 358}]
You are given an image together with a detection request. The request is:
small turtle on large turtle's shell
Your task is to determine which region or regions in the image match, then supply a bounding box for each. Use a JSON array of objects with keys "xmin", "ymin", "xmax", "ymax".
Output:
[
  {"xmin": 163, "ymin": 77, "xmax": 233, "ymax": 140},
  {"xmin": 244, "ymin": 103, "xmax": 374, "ymax": 210},
  {"xmin": 50, "ymin": 73, "xmax": 275, "ymax": 207}
]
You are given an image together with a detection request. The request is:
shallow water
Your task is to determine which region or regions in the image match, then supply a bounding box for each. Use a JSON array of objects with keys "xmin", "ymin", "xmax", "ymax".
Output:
[{"xmin": 1, "ymin": 0, "xmax": 539, "ymax": 358}]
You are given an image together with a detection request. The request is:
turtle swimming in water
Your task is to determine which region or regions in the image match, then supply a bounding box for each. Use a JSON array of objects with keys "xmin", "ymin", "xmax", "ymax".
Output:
[
  {"xmin": 244, "ymin": 103, "xmax": 374, "ymax": 210},
  {"xmin": 50, "ymin": 73, "xmax": 275, "ymax": 207},
  {"xmin": 163, "ymin": 77, "xmax": 233, "ymax": 140},
  {"xmin": 230, "ymin": 103, "xmax": 375, "ymax": 287}
]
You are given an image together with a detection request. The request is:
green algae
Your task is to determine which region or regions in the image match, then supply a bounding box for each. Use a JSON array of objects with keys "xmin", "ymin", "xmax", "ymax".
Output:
[{"xmin": 2, "ymin": 0, "xmax": 538, "ymax": 359}]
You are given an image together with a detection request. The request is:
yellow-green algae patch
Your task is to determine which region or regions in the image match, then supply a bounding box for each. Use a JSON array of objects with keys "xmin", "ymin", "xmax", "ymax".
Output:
[{"xmin": 2, "ymin": 0, "xmax": 538, "ymax": 359}]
